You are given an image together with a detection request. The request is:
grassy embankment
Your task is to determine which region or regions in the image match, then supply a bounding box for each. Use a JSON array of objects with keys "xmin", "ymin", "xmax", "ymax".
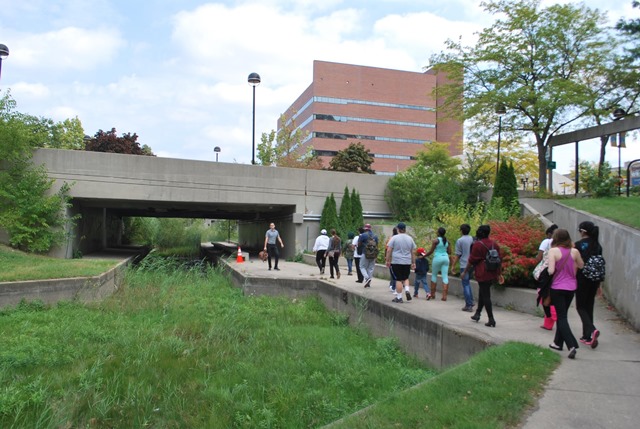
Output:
[
  {"xmin": 559, "ymin": 196, "xmax": 640, "ymax": 230},
  {"xmin": 0, "ymin": 244, "xmax": 119, "ymax": 282},
  {"xmin": 0, "ymin": 257, "xmax": 559, "ymax": 428}
]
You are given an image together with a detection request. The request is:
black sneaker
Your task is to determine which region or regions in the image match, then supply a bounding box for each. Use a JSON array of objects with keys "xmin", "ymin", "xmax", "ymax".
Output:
[
  {"xmin": 364, "ymin": 279, "xmax": 372, "ymax": 288},
  {"xmin": 274, "ymin": 268, "xmax": 280, "ymax": 271},
  {"xmin": 568, "ymin": 347, "xmax": 577, "ymax": 359},
  {"xmin": 405, "ymin": 290, "xmax": 412, "ymax": 301},
  {"xmin": 392, "ymin": 297, "xmax": 403, "ymax": 303}
]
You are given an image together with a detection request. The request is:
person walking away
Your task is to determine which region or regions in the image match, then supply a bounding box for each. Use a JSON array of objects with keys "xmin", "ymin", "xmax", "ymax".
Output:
[
  {"xmin": 386, "ymin": 227, "xmax": 398, "ymax": 292},
  {"xmin": 414, "ymin": 247, "xmax": 430, "ymax": 299},
  {"xmin": 385, "ymin": 222, "xmax": 416, "ymax": 303},
  {"xmin": 424, "ymin": 227, "xmax": 451, "ymax": 301},
  {"xmin": 327, "ymin": 229, "xmax": 342, "ymax": 279},
  {"xmin": 353, "ymin": 227, "xmax": 365, "ymax": 283},
  {"xmin": 343, "ymin": 232, "xmax": 355, "ymax": 275},
  {"xmin": 263, "ymin": 222, "xmax": 284, "ymax": 271},
  {"xmin": 358, "ymin": 224, "xmax": 378, "ymax": 288},
  {"xmin": 536, "ymin": 224, "xmax": 558, "ymax": 330},
  {"xmin": 547, "ymin": 228, "xmax": 584, "ymax": 359},
  {"xmin": 451, "ymin": 223, "xmax": 475, "ymax": 311},
  {"xmin": 575, "ymin": 221, "xmax": 604, "ymax": 348},
  {"xmin": 462, "ymin": 225, "xmax": 501, "ymax": 327},
  {"xmin": 313, "ymin": 229, "xmax": 330, "ymax": 274}
]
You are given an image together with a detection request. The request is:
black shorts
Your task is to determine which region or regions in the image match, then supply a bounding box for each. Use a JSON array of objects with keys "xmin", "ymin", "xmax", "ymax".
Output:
[{"xmin": 391, "ymin": 264, "xmax": 411, "ymax": 281}]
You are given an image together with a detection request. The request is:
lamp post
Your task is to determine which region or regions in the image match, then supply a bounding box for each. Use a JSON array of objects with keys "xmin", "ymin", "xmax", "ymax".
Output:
[
  {"xmin": 520, "ymin": 176, "xmax": 529, "ymax": 191},
  {"xmin": 248, "ymin": 72, "xmax": 261, "ymax": 165},
  {"xmin": 495, "ymin": 104, "xmax": 506, "ymax": 177},
  {"xmin": 0, "ymin": 44, "xmax": 9, "ymax": 82},
  {"xmin": 613, "ymin": 108, "xmax": 627, "ymax": 196},
  {"xmin": 214, "ymin": 146, "xmax": 221, "ymax": 162}
]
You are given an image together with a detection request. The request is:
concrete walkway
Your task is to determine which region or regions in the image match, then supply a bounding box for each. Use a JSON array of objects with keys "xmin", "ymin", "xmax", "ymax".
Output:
[{"xmin": 233, "ymin": 257, "xmax": 640, "ymax": 429}]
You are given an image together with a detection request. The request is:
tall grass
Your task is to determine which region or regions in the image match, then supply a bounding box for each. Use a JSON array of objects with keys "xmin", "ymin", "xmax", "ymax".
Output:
[{"xmin": 0, "ymin": 257, "xmax": 434, "ymax": 428}]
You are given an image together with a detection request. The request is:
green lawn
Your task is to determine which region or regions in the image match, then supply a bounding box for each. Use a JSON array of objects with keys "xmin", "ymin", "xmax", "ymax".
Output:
[
  {"xmin": 0, "ymin": 244, "xmax": 118, "ymax": 282},
  {"xmin": 559, "ymin": 197, "xmax": 640, "ymax": 230},
  {"xmin": 0, "ymin": 262, "xmax": 559, "ymax": 428}
]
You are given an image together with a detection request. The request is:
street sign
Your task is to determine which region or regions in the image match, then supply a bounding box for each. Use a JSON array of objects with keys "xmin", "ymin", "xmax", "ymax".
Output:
[{"xmin": 547, "ymin": 161, "xmax": 557, "ymax": 169}]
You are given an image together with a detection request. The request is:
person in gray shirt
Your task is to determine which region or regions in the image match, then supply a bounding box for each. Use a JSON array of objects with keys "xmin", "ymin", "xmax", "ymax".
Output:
[
  {"xmin": 263, "ymin": 222, "xmax": 284, "ymax": 271},
  {"xmin": 451, "ymin": 223, "xmax": 475, "ymax": 311}
]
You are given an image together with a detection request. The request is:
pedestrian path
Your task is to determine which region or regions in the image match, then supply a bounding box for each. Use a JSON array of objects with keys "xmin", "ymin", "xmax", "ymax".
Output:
[{"xmin": 234, "ymin": 258, "xmax": 640, "ymax": 429}]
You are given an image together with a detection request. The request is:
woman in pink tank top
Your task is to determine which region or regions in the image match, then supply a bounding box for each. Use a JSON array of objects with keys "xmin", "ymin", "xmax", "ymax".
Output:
[{"xmin": 547, "ymin": 229, "xmax": 584, "ymax": 359}]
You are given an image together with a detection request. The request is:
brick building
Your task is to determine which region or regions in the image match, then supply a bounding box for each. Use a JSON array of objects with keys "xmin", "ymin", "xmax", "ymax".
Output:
[{"xmin": 281, "ymin": 60, "xmax": 463, "ymax": 175}]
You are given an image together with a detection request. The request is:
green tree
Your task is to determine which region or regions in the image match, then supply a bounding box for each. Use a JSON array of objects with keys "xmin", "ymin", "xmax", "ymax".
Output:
[
  {"xmin": 430, "ymin": 0, "xmax": 622, "ymax": 191},
  {"xmin": 319, "ymin": 193, "xmax": 339, "ymax": 233},
  {"xmin": 328, "ymin": 143, "xmax": 375, "ymax": 173},
  {"xmin": 0, "ymin": 92, "xmax": 74, "ymax": 252},
  {"xmin": 338, "ymin": 186, "xmax": 353, "ymax": 237},
  {"xmin": 492, "ymin": 159, "xmax": 519, "ymax": 217},
  {"xmin": 350, "ymin": 189, "xmax": 364, "ymax": 230},
  {"xmin": 458, "ymin": 145, "xmax": 492, "ymax": 204},
  {"xmin": 415, "ymin": 142, "xmax": 460, "ymax": 175},
  {"xmin": 51, "ymin": 117, "xmax": 85, "ymax": 150},
  {"xmin": 257, "ymin": 114, "xmax": 323, "ymax": 169},
  {"xmin": 616, "ymin": 1, "xmax": 640, "ymax": 61},
  {"xmin": 386, "ymin": 164, "xmax": 463, "ymax": 221},
  {"xmin": 578, "ymin": 161, "xmax": 617, "ymax": 197}
]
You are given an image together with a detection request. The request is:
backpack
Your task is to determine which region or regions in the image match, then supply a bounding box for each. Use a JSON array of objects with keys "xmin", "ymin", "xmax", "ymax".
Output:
[
  {"xmin": 364, "ymin": 235, "xmax": 379, "ymax": 260},
  {"xmin": 582, "ymin": 255, "xmax": 606, "ymax": 282},
  {"xmin": 479, "ymin": 241, "xmax": 501, "ymax": 271}
]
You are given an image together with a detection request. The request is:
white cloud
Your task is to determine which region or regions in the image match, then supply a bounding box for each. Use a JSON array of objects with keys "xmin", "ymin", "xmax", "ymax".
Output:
[{"xmin": 8, "ymin": 27, "xmax": 125, "ymax": 71}]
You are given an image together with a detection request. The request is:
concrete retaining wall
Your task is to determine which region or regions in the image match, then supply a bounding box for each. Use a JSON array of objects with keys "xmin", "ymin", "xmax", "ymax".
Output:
[
  {"xmin": 224, "ymin": 259, "xmax": 492, "ymax": 369},
  {"xmin": 551, "ymin": 202, "xmax": 640, "ymax": 331},
  {"xmin": 0, "ymin": 258, "xmax": 131, "ymax": 309},
  {"xmin": 301, "ymin": 254, "xmax": 541, "ymax": 315}
]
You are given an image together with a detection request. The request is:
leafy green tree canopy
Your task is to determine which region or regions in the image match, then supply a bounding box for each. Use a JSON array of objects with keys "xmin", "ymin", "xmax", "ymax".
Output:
[
  {"xmin": 257, "ymin": 114, "xmax": 322, "ymax": 169},
  {"xmin": 430, "ymin": 0, "xmax": 621, "ymax": 191},
  {"xmin": 328, "ymin": 143, "xmax": 375, "ymax": 174}
]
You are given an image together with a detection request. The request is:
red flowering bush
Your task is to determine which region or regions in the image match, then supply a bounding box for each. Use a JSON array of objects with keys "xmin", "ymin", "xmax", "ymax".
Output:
[{"xmin": 489, "ymin": 217, "xmax": 545, "ymax": 288}]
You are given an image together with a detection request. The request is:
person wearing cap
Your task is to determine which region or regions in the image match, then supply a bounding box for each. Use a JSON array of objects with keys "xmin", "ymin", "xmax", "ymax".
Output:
[
  {"xmin": 357, "ymin": 224, "xmax": 378, "ymax": 288},
  {"xmin": 312, "ymin": 228, "xmax": 331, "ymax": 274},
  {"xmin": 414, "ymin": 247, "xmax": 430, "ymax": 299},
  {"xmin": 385, "ymin": 222, "xmax": 416, "ymax": 303},
  {"xmin": 451, "ymin": 223, "xmax": 475, "ymax": 311}
]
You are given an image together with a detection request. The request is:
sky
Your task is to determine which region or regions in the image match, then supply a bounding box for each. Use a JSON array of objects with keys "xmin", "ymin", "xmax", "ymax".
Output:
[{"xmin": 0, "ymin": 0, "xmax": 636, "ymax": 174}]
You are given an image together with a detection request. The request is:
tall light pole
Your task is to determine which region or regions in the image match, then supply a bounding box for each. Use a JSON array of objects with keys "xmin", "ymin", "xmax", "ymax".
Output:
[
  {"xmin": 248, "ymin": 72, "xmax": 261, "ymax": 165},
  {"xmin": 495, "ymin": 104, "xmax": 507, "ymax": 177},
  {"xmin": 612, "ymin": 108, "xmax": 627, "ymax": 196},
  {"xmin": 214, "ymin": 146, "xmax": 221, "ymax": 162},
  {"xmin": 0, "ymin": 44, "xmax": 9, "ymax": 82}
]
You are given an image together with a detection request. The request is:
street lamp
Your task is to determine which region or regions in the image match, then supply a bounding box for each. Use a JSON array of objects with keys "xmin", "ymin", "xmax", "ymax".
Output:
[
  {"xmin": 612, "ymin": 108, "xmax": 627, "ymax": 195},
  {"xmin": 0, "ymin": 44, "xmax": 9, "ymax": 81},
  {"xmin": 214, "ymin": 146, "xmax": 221, "ymax": 162},
  {"xmin": 248, "ymin": 72, "xmax": 261, "ymax": 165},
  {"xmin": 495, "ymin": 104, "xmax": 507, "ymax": 177}
]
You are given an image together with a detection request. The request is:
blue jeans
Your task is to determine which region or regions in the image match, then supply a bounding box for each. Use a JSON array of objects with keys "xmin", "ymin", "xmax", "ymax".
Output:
[
  {"xmin": 460, "ymin": 268, "xmax": 474, "ymax": 307},
  {"xmin": 346, "ymin": 258, "xmax": 353, "ymax": 274},
  {"xmin": 414, "ymin": 274, "xmax": 429, "ymax": 296}
]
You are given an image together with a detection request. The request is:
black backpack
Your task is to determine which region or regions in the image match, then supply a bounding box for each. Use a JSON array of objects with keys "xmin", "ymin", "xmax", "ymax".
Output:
[{"xmin": 479, "ymin": 241, "xmax": 501, "ymax": 271}]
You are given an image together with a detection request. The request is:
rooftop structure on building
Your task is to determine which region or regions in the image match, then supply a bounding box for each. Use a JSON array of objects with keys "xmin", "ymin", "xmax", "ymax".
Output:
[{"xmin": 280, "ymin": 60, "xmax": 463, "ymax": 175}]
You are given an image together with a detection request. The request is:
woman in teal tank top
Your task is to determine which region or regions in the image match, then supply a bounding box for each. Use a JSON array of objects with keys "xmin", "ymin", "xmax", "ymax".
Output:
[{"xmin": 424, "ymin": 227, "xmax": 451, "ymax": 300}]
